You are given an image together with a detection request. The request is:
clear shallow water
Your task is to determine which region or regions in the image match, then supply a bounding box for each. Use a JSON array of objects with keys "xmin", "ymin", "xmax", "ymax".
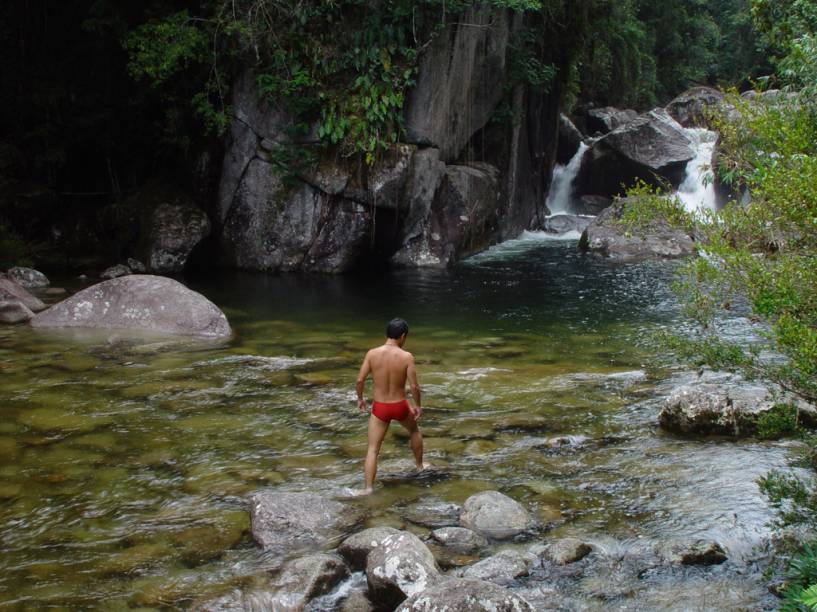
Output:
[{"xmin": 0, "ymin": 236, "xmax": 785, "ymax": 609}]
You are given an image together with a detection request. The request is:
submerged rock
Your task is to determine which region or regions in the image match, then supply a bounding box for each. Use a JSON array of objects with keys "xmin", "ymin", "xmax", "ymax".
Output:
[
  {"xmin": 145, "ymin": 202, "xmax": 211, "ymax": 274},
  {"xmin": 0, "ymin": 274, "xmax": 46, "ymax": 312},
  {"xmin": 403, "ymin": 502, "xmax": 462, "ymax": 529},
  {"xmin": 338, "ymin": 526, "xmax": 401, "ymax": 571},
  {"xmin": 456, "ymin": 549, "xmax": 531, "ymax": 585},
  {"xmin": 7, "ymin": 266, "xmax": 49, "ymax": 288},
  {"xmin": 429, "ymin": 527, "xmax": 488, "ymax": 555},
  {"xmin": 659, "ymin": 381, "xmax": 816, "ymax": 436},
  {"xmin": 366, "ymin": 531, "xmax": 441, "ymax": 609},
  {"xmin": 579, "ymin": 199, "xmax": 696, "ymax": 261},
  {"xmin": 30, "ymin": 275, "xmax": 231, "ymax": 338},
  {"xmin": 268, "ymin": 553, "xmax": 350, "ymax": 609},
  {"xmin": 396, "ymin": 578, "xmax": 535, "ymax": 611},
  {"xmin": 459, "ymin": 491, "xmax": 532, "ymax": 540},
  {"xmin": 250, "ymin": 491, "xmax": 352, "ymax": 555}
]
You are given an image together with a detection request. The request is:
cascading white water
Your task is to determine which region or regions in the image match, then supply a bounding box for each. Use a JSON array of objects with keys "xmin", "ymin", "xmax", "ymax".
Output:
[
  {"xmin": 675, "ymin": 127, "xmax": 719, "ymax": 213},
  {"xmin": 546, "ymin": 142, "xmax": 588, "ymax": 215}
]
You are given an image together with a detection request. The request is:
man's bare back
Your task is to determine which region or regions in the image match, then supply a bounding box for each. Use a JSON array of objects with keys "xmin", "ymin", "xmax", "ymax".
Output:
[{"xmin": 354, "ymin": 318, "xmax": 427, "ymax": 494}]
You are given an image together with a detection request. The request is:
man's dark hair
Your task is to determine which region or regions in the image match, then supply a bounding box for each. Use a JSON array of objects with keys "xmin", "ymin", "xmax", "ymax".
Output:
[{"xmin": 386, "ymin": 318, "xmax": 409, "ymax": 339}]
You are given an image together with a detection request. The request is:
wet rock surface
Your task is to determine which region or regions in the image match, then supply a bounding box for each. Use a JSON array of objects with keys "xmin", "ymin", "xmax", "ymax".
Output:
[
  {"xmin": 557, "ymin": 114, "xmax": 584, "ymax": 164},
  {"xmin": 542, "ymin": 214, "xmax": 592, "ymax": 235},
  {"xmin": 456, "ymin": 549, "xmax": 531, "ymax": 585},
  {"xmin": 396, "ymin": 578, "xmax": 535, "ymax": 611},
  {"xmin": 459, "ymin": 491, "xmax": 533, "ymax": 540},
  {"xmin": 250, "ymin": 491, "xmax": 352, "ymax": 555},
  {"xmin": 7, "ymin": 266, "xmax": 49, "ymax": 288},
  {"xmin": 429, "ymin": 527, "xmax": 488, "ymax": 555},
  {"xmin": 661, "ymin": 539, "xmax": 728, "ymax": 566},
  {"xmin": 338, "ymin": 526, "xmax": 401, "ymax": 571},
  {"xmin": 585, "ymin": 106, "xmax": 639, "ymax": 135},
  {"xmin": 402, "ymin": 502, "xmax": 461, "ymax": 529},
  {"xmin": 31, "ymin": 275, "xmax": 231, "ymax": 338},
  {"xmin": 545, "ymin": 538, "xmax": 593, "ymax": 565},
  {"xmin": 579, "ymin": 199, "xmax": 696, "ymax": 261},
  {"xmin": 365, "ymin": 531, "xmax": 440, "ymax": 609},
  {"xmin": 267, "ymin": 553, "xmax": 350, "ymax": 609}
]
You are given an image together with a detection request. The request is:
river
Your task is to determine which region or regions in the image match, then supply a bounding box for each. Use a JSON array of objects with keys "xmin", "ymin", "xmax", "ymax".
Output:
[{"xmin": 0, "ymin": 235, "xmax": 785, "ymax": 609}]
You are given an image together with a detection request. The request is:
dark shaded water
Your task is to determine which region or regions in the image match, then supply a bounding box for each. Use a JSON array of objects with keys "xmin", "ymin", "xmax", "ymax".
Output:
[{"xmin": 0, "ymin": 234, "xmax": 785, "ymax": 608}]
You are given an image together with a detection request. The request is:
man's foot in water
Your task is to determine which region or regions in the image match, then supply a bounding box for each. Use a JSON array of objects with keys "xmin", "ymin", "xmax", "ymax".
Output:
[
  {"xmin": 415, "ymin": 462, "xmax": 432, "ymax": 471},
  {"xmin": 349, "ymin": 487, "xmax": 374, "ymax": 497}
]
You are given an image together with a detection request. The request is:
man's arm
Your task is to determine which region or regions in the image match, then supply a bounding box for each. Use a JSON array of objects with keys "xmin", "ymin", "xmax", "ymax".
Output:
[
  {"xmin": 407, "ymin": 354, "xmax": 422, "ymax": 420},
  {"xmin": 355, "ymin": 351, "xmax": 372, "ymax": 412}
]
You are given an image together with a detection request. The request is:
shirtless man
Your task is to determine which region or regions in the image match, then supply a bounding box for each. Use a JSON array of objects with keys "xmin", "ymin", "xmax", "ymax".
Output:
[{"xmin": 355, "ymin": 318, "xmax": 426, "ymax": 494}]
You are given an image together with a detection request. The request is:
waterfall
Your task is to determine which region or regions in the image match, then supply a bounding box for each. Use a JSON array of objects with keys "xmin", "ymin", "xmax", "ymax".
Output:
[
  {"xmin": 676, "ymin": 127, "xmax": 719, "ymax": 213},
  {"xmin": 546, "ymin": 142, "xmax": 588, "ymax": 215}
]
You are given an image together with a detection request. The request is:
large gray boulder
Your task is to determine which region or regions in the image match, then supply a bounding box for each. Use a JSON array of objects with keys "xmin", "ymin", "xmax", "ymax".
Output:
[
  {"xmin": 338, "ymin": 526, "xmax": 402, "ymax": 571},
  {"xmin": 579, "ymin": 199, "xmax": 696, "ymax": 261},
  {"xmin": 396, "ymin": 578, "xmax": 535, "ymax": 611},
  {"xmin": 456, "ymin": 550, "xmax": 530, "ymax": 585},
  {"xmin": 250, "ymin": 491, "xmax": 353, "ymax": 555},
  {"xmin": 0, "ymin": 274, "xmax": 46, "ymax": 312},
  {"xmin": 666, "ymin": 86, "xmax": 725, "ymax": 128},
  {"xmin": 145, "ymin": 202, "xmax": 211, "ymax": 274},
  {"xmin": 577, "ymin": 108, "xmax": 695, "ymax": 198},
  {"xmin": 0, "ymin": 300, "xmax": 35, "ymax": 324},
  {"xmin": 585, "ymin": 106, "xmax": 638, "ymax": 135},
  {"xmin": 366, "ymin": 531, "xmax": 441, "ymax": 609},
  {"xmin": 30, "ymin": 275, "xmax": 230, "ymax": 338},
  {"xmin": 7, "ymin": 266, "xmax": 49, "ymax": 288},
  {"xmin": 404, "ymin": 5, "xmax": 511, "ymax": 161},
  {"xmin": 659, "ymin": 382, "xmax": 817, "ymax": 437},
  {"xmin": 459, "ymin": 491, "xmax": 532, "ymax": 540}
]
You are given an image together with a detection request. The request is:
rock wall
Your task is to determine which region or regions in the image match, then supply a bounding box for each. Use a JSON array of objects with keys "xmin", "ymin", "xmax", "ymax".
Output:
[{"xmin": 215, "ymin": 6, "xmax": 562, "ymax": 273}]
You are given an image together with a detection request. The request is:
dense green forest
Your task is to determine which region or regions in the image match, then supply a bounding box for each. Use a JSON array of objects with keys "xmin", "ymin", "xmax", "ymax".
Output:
[{"xmin": 0, "ymin": 0, "xmax": 770, "ymax": 267}]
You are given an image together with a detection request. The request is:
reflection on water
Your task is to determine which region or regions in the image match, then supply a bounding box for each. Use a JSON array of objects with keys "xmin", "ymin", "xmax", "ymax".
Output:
[{"xmin": 0, "ymin": 238, "xmax": 783, "ymax": 608}]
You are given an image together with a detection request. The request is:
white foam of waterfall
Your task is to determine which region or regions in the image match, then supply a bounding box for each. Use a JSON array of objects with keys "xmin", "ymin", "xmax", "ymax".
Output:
[
  {"xmin": 546, "ymin": 142, "xmax": 588, "ymax": 215},
  {"xmin": 676, "ymin": 127, "xmax": 719, "ymax": 213}
]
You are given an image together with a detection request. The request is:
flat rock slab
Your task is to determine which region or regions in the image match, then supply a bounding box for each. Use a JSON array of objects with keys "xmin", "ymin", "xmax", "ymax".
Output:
[
  {"xmin": 456, "ymin": 550, "xmax": 530, "ymax": 585},
  {"xmin": 430, "ymin": 527, "xmax": 488, "ymax": 555},
  {"xmin": 403, "ymin": 502, "xmax": 462, "ymax": 528},
  {"xmin": 379, "ymin": 466, "xmax": 449, "ymax": 486},
  {"xmin": 460, "ymin": 491, "xmax": 533, "ymax": 540},
  {"xmin": 396, "ymin": 578, "xmax": 535, "ymax": 611},
  {"xmin": 250, "ymin": 491, "xmax": 355, "ymax": 554},
  {"xmin": 31, "ymin": 275, "xmax": 231, "ymax": 338}
]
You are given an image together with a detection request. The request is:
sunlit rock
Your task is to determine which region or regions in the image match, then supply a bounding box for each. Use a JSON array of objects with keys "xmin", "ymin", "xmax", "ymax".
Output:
[
  {"xmin": 338, "ymin": 526, "xmax": 402, "ymax": 571},
  {"xmin": 31, "ymin": 275, "xmax": 231, "ymax": 338},
  {"xmin": 459, "ymin": 491, "xmax": 533, "ymax": 540},
  {"xmin": 396, "ymin": 578, "xmax": 535, "ymax": 611},
  {"xmin": 456, "ymin": 549, "xmax": 531, "ymax": 585},
  {"xmin": 365, "ymin": 531, "xmax": 441, "ymax": 609}
]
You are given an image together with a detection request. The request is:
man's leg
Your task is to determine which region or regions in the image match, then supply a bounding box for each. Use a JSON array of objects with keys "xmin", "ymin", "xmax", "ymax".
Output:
[
  {"xmin": 398, "ymin": 415, "xmax": 425, "ymax": 470},
  {"xmin": 364, "ymin": 414, "xmax": 390, "ymax": 492}
]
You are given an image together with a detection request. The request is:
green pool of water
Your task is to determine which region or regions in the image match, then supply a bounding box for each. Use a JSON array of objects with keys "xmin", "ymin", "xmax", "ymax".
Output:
[{"xmin": 0, "ymin": 235, "xmax": 786, "ymax": 608}]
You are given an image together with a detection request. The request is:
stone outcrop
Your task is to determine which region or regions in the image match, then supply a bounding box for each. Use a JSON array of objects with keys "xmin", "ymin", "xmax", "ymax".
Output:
[
  {"xmin": 365, "ymin": 531, "xmax": 441, "ymax": 609},
  {"xmin": 584, "ymin": 106, "xmax": 638, "ymax": 135},
  {"xmin": 579, "ymin": 199, "xmax": 696, "ymax": 261},
  {"xmin": 576, "ymin": 108, "xmax": 695, "ymax": 199},
  {"xmin": 30, "ymin": 275, "xmax": 231, "ymax": 338},
  {"xmin": 250, "ymin": 491, "xmax": 352, "ymax": 555},
  {"xmin": 543, "ymin": 214, "xmax": 592, "ymax": 235},
  {"xmin": 396, "ymin": 579, "xmax": 535, "ymax": 611},
  {"xmin": 144, "ymin": 202, "xmax": 211, "ymax": 274},
  {"xmin": 557, "ymin": 114, "xmax": 584, "ymax": 164},
  {"xmin": 7, "ymin": 266, "xmax": 49, "ymax": 288},
  {"xmin": 0, "ymin": 274, "xmax": 46, "ymax": 312},
  {"xmin": 659, "ymin": 381, "xmax": 817, "ymax": 437},
  {"xmin": 459, "ymin": 491, "xmax": 532, "ymax": 540},
  {"xmin": 666, "ymin": 87, "xmax": 725, "ymax": 128}
]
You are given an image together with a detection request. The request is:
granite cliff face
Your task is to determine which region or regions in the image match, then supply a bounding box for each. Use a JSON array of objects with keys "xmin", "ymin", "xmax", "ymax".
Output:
[{"xmin": 215, "ymin": 6, "xmax": 562, "ymax": 273}]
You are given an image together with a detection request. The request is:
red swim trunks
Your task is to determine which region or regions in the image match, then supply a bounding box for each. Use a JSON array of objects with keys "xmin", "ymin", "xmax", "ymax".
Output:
[{"xmin": 371, "ymin": 399, "xmax": 411, "ymax": 423}]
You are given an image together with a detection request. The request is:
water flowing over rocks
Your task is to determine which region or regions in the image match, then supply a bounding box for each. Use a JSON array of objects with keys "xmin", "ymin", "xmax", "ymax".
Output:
[
  {"xmin": 557, "ymin": 114, "xmax": 584, "ymax": 164},
  {"xmin": 396, "ymin": 578, "xmax": 535, "ymax": 611},
  {"xmin": 456, "ymin": 549, "xmax": 531, "ymax": 585},
  {"xmin": 666, "ymin": 86, "xmax": 725, "ymax": 128},
  {"xmin": 0, "ymin": 274, "xmax": 46, "ymax": 313},
  {"xmin": 144, "ymin": 202, "xmax": 211, "ymax": 274},
  {"xmin": 267, "ymin": 553, "xmax": 351, "ymax": 609},
  {"xmin": 250, "ymin": 491, "xmax": 353, "ymax": 555},
  {"xmin": 660, "ymin": 540, "xmax": 728, "ymax": 566},
  {"xmin": 338, "ymin": 527, "xmax": 402, "ymax": 571},
  {"xmin": 429, "ymin": 527, "xmax": 488, "ymax": 555},
  {"xmin": 6, "ymin": 266, "xmax": 49, "ymax": 288},
  {"xmin": 365, "ymin": 531, "xmax": 441, "ymax": 609},
  {"xmin": 579, "ymin": 199, "xmax": 696, "ymax": 261},
  {"xmin": 30, "ymin": 275, "xmax": 231, "ymax": 338},
  {"xmin": 576, "ymin": 108, "xmax": 695, "ymax": 199},
  {"xmin": 459, "ymin": 491, "xmax": 533, "ymax": 540},
  {"xmin": 659, "ymin": 380, "xmax": 817, "ymax": 437}
]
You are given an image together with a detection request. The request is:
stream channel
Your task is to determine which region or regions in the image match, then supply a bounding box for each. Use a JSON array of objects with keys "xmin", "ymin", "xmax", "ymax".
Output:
[{"xmin": 0, "ymin": 235, "xmax": 792, "ymax": 609}]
